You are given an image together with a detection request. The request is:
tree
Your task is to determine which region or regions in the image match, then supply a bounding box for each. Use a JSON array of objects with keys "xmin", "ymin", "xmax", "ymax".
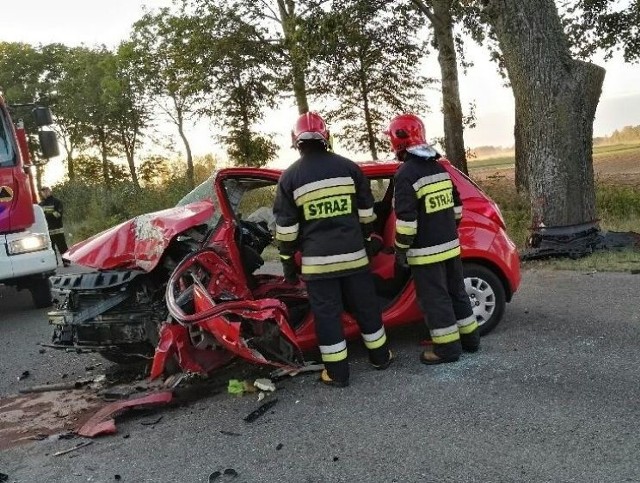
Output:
[
  {"xmin": 565, "ymin": 0, "xmax": 640, "ymax": 63},
  {"xmin": 482, "ymin": 0, "xmax": 605, "ymax": 236},
  {"xmin": 0, "ymin": 42, "xmax": 57, "ymax": 189},
  {"xmin": 309, "ymin": 0, "xmax": 430, "ymax": 159},
  {"xmin": 187, "ymin": 4, "xmax": 279, "ymax": 167},
  {"xmin": 108, "ymin": 42, "xmax": 154, "ymax": 188},
  {"xmin": 229, "ymin": 0, "xmax": 329, "ymax": 114},
  {"xmin": 129, "ymin": 8, "xmax": 212, "ymax": 189},
  {"xmin": 410, "ymin": 0, "xmax": 469, "ymax": 173}
]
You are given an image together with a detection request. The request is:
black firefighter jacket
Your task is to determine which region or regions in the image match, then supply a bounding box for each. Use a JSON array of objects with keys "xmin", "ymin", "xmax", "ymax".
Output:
[
  {"xmin": 273, "ymin": 150, "xmax": 376, "ymax": 280},
  {"xmin": 39, "ymin": 195, "xmax": 65, "ymax": 235},
  {"xmin": 393, "ymin": 153, "xmax": 463, "ymax": 265}
]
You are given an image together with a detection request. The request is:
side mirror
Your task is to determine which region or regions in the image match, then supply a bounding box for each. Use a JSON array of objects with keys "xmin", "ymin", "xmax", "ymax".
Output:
[
  {"xmin": 39, "ymin": 131, "xmax": 59, "ymax": 159},
  {"xmin": 32, "ymin": 107, "xmax": 53, "ymax": 127}
]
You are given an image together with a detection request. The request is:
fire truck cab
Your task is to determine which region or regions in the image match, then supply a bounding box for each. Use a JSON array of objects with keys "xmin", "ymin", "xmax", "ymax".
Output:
[{"xmin": 0, "ymin": 95, "xmax": 59, "ymax": 308}]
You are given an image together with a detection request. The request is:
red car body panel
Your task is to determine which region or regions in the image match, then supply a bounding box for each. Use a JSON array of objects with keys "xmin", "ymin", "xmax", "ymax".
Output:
[
  {"xmin": 65, "ymin": 200, "xmax": 215, "ymax": 271},
  {"xmin": 64, "ymin": 159, "xmax": 520, "ymax": 375}
]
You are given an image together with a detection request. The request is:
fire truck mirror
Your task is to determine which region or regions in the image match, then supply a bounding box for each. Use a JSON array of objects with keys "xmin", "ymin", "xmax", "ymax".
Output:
[
  {"xmin": 39, "ymin": 131, "xmax": 59, "ymax": 159},
  {"xmin": 32, "ymin": 106, "xmax": 53, "ymax": 127}
]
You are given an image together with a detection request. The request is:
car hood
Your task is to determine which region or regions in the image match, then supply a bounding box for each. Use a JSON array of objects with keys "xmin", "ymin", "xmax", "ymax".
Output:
[{"xmin": 65, "ymin": 200, "xmax": 215, "ymax": 271}]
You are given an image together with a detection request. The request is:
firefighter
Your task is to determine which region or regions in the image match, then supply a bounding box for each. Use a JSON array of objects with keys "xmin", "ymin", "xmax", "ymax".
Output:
[
  {"xmin": 385, "ymin": 114, "xmax": 480, "ymax": 364},
  {"xmin": 273, "ymin": 112, "xmax": 393, "ymax": 387},
  {"xmin": 39, "ymin": 186, "xmax": 69, "ymax": 267}
]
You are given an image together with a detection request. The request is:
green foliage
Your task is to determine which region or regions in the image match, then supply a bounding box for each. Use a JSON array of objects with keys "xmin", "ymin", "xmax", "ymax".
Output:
[
  {"xmin": 307, "ymin": 0, "xmax": 432, "ymax": 159},
  {"xmin": 182, "ymin": 2, "xmax": 279, "ymax": 167},
  {"xmin": 597, "ymin": 184, "xmax": 640, "ymax": 220},
  {"xmin": 564, "ymin": 0, "xmax": 640, "ymax": 63}
]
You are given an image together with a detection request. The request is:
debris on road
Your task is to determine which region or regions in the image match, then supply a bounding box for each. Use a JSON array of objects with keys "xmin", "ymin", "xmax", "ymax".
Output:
[
  {"xmin": 77, "ymin": 391, "xmax": 173, "ymax": 438},
  {"xmin": 17, "ymin": 370, "xmax": 30, "ymax": 381},
  {"xmin": 219, "ymin": 430, "xmax": 241, "ymax": 437},
  {"xmin": 227, "ymin": 380, "xmax": 245, "ymax": 396},
  {"xmin": 19, "ymin": 379, "xmax": 94, "ymax": 394},
  {"xmin": 270, "ymin": 362, "xmax": 324, "ymax": 380},
  {"xmin": 276, "ymin": 443, "xmax": 283, "ymax": 450},
  {"xmin": 53, "ymin": 440, "xmax": 93, "ymax": 457},
  {"xmin": 243, "ymin": 398, "xmax": 278, "ymax": 423},
  {"xmin": 0, "ymin": 472, "xmax": 8, "ymax": 482},
  {"xmin": 253, "ymin": 378, "xmax": 275, "ymax": 392},
  {"xmin": 140, "ymin": 416, "xmax": 163, "ymax": 426},
  {"xmin": 208, "ymin": 469, "xmax": 239, "ymax": 481}
]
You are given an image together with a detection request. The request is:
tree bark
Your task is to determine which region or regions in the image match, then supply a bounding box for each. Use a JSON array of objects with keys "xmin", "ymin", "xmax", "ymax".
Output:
[
  {"xmin": 99, "ymin": 129, "xmax": 111, "ymax": 189},
  {"xmin": 122, "ymin": 134, "xmax": 140, "ymax": 189},
  {"xmin": 278, "ymin": 0, "xmax": 309, "ymax": 114},
  {"xmin": 430, "ymin": 0, "xmax": 468, "ymax": 174},
  {"xmin": 177, "ymin": 120, "xmax": 194, "ymax": 189},
  {"xmin": 484, "ymin": 0, "xmax": 605, "ymax": 229}
]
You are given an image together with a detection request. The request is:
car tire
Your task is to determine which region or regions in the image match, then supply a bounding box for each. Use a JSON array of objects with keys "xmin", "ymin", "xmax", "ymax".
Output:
[
  {"xmin": 462, "ymin": 262, "xmax": 506, "ymax": 336},
  {"xmin": 30, "ymin": 277, "xmax": 53, "ymax": 309}
]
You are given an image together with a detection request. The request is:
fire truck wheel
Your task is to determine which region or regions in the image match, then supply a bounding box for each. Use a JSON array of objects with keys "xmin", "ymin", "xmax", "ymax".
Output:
[{"xmin": 30, "ymin": 276, "xmax": 53, "ymax": 309}]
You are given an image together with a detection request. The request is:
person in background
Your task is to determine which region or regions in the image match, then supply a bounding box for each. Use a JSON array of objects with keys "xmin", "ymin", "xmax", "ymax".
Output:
[
  {"xmin": 273, "ymin": 112, "xmax": 393, "ymax": 387},
  {"xmin": 385, "ymin": 113, "xmax": 480, "ymax": 365},
  {"xmin": 39, "ymin": 186, "xmax": 69, "ymax": 267}
]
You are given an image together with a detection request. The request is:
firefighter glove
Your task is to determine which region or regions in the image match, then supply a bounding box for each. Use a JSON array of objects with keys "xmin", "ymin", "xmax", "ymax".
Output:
[
  {"xmin": 281, "ymin": 255, "xmax": 299, "ymax": 284},
  {"xmin": 394, "ymin": 250, "xmax": 410, "ymax": 276},
  {"xmin": 365, "ymin": 235, "xmax": 384, "ymax": 259}
]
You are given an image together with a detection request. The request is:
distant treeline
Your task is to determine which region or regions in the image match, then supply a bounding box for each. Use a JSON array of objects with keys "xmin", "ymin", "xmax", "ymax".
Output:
[
  {"xmin": 471, "ymin": 125, "xmax": 640, "ymax": 159},
  {"xmin": 594, "ymin": 125, "xmax": 640, "ymax": 145}
]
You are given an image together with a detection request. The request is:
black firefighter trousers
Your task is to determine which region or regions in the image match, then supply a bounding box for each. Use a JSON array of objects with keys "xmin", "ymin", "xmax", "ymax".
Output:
[
  {"xmin": 306, "ymin": 270, "xmax": 389, "ymax": 382},
  {"xmin": 412, "ymin": 256, "xmax": 480, "ymax": 358}
]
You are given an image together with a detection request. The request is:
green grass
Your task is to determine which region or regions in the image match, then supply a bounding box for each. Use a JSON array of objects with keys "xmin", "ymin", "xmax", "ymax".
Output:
[
  {"xmin": 523, "ymin": 249, "xmax": 640, "ymax": 272},
  {"xmin": 477, "ymin": 178, "xmax": 640, "ymax": 273}
]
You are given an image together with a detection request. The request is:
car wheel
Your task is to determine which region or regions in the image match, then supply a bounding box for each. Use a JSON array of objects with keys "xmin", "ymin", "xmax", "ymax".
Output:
[
  {"xmin": 462, "ymin": 262, "xmax": 506, "ymax": 336},
  {"xmin": 30, "ymin": 276, "xmax": 53, "ymax": 309}
]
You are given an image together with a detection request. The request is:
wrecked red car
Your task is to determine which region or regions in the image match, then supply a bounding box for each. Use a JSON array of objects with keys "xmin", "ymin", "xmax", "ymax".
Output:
[{"xmin": 48, "ymin": 160, "xmax": 520, "ymax": 377}]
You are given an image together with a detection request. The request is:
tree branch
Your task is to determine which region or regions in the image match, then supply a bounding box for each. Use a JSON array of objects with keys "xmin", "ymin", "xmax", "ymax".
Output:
[{"xmin": 410, "ymin": 0, "xmax": 437, "ymax": 25}]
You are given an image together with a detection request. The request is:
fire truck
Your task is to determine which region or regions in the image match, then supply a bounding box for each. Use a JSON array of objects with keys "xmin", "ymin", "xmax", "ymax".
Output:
[{"xmin": 0, "ymin": 94, "xmax": 59, "ymax": 308}]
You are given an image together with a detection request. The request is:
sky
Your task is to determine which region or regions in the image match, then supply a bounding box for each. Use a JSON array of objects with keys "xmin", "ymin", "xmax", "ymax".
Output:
[{"xmin": 2, "ymin": 0, "xmax": 640, "ymax": 185}]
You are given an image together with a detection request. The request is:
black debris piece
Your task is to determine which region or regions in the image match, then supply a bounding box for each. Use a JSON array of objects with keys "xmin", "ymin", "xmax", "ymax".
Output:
[
  {"xmin": 243, "ymin": 398, "xmax": 278, "ymax": 423},
  {"xmin": 140, "ymin": 416, "xmax": 163, "ymax": 426},
  {"xmin": 123, "ymin": 434, "xmax": 130, "ymax": 439},
  {"xmin": 17, "ymin": 370, "xmax": 30, "ymax": 381},
  {"xmin": 276, "ymin": 443, "xmax": 283, "ymax": 451},
  {"xmin": 333, "ymin": 456, "xmax": 339, "ymax": 462},
  {"xmin": 114, "ymin": 475, "xmax": 122, "ymax": 481},
  {"xmin": 208, "ymin": 471, "xmax": 222, "ymax": 481},
  {"xmin": 223, "ymin": 469, "xmax": 238, "ymax": 477},
  {"xmin": 39, "ymin": 348, "xmax": 46, "ymax": 354},
  {"xmin": 0, "ymin": 473, "xmax": 8, "ymax": 482},
  {"xmin": 219, "ymin": 431, "xmax": 242, "ymax": 437},
  {"xmin": 521, "ymin": 226, "xmax": 640, "ymax": 261}
]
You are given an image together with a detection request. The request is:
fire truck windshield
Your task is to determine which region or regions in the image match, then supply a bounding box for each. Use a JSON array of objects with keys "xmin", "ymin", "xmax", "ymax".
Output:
[{"xmin": 0, "ymin": 109, "xmax": 16, "ymax": 167}]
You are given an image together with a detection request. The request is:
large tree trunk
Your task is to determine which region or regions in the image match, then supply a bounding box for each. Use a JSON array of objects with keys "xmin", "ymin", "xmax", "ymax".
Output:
[
  {"xmin": 484, "ymin": 0, "xmax": 605, "ymax": 232},
  {"xmin": 431, "ymin": 0, "xmax": 468, "ymax": 174}
]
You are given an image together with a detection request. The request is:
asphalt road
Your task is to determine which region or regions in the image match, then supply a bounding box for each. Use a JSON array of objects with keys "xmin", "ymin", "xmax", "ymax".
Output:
[{"xmin": 1, "ymin": 269, "xmax": 640, "ymax": 482}]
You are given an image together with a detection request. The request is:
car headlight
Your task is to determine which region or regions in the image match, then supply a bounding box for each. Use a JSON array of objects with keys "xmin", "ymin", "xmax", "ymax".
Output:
[{"xmin": 7, "ymin": 233, "xmax": 49, "ymax": 255}]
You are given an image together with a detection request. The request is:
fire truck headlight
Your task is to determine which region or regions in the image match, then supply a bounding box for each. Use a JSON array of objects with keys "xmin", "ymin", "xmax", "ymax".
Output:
[{"xmin": 7, "ymin": 233, "xmax": 49, "ymax": 255}]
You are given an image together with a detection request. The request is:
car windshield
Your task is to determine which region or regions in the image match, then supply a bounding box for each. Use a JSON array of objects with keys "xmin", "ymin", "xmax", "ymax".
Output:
[
  {"xmin": 176, "ymin": 172, "xmax": 223, "ymax": 229},
  {"xmin": 0, "ymin": 107, "xmax": 16, "ymax": 168}
]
